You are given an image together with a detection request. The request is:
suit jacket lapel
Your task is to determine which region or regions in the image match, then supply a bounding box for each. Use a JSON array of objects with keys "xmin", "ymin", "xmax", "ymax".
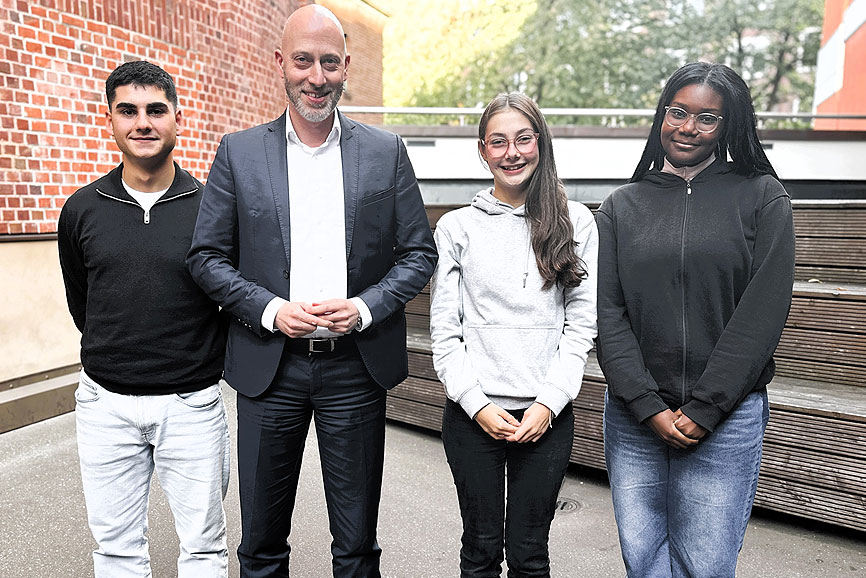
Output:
[
  {"xmin": 265, "ymin": 112, "xmax": 292, "ymax": 264},
  {"xmin": 340, "ymin": 110, "xmax": 359, "ymax": 260}
]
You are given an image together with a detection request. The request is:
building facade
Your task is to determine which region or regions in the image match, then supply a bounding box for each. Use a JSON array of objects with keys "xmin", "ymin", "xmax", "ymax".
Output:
[{"xmin": 814, "ymin": 0, "xmax": 866, "ymax": 130}]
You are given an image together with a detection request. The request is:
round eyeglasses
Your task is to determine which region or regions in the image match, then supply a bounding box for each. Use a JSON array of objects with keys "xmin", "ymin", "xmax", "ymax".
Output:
[
  {"xmin": 664, "ymin": 106, "xmax": 723, "ymax": 133},
  {"xmin": 481, "ymin": 133, "xmax": 539, "ymax": 158}
]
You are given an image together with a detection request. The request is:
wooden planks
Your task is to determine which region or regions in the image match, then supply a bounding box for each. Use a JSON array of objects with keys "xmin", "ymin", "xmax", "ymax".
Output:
[
  {"xmin": 776, "ymin": 284, "xmax": 866, "ymax": 389},
  {"xmin": 753, "ymin": 476, "xmax": 866, "ymax": 532},
  {"xmin": 787, "ymin": 297, "xmax": 866, "ymax": 332},
  {"xmin": 791, "ymin": 204, "xmax": 866, "ymax": 285},
  {"xmin": 795, "ymin": 238, "xmax": 866, "ymax": 267},
  {"xmin": 774, "ymin": 357, "xmax": 866, "ymax": 389},
  {"xmin": 795, "ymin": 266, "xmax": 866, "ymax": 284},
  {"xmin": 792, "ymin": 207, "xmax": 866, "ymax": 238}
]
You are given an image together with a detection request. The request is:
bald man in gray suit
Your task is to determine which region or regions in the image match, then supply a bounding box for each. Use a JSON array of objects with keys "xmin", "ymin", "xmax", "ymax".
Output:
[{"xmin": 187, "ymin": 6, "xmax": 436, "ymax": 578}]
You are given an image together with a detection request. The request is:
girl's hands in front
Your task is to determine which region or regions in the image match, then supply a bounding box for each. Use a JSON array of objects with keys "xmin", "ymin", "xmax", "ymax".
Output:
[
  {"xmin": 506, "ymin": 402, "xmax": 552, "ymax": 443},
  {"xmin": 646, "ymin": 409, "xmax": 700, "ymax": 449},
  {"xmin": 475, "ymin": 403, "xmax": 519, "ymax": 440},
  {"xmin": 672, "ymin": 409, "xmax": 708, "ymax": 441}
]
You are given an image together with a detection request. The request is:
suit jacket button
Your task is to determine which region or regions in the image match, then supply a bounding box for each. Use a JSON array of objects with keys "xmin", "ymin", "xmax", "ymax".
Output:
[{"xmin": 283, "ymin": 270, "xmax": 289, "ymax": 279}]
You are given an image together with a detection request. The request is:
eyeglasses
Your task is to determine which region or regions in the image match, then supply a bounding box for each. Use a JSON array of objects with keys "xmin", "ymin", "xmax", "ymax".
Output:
[
  {"xmin": 664, "ymin": 106, "xmax": 723, "ymax": 133},
  {"xmin": 481, "ymin": 133, "xmax": 539, "ymax": 157}
]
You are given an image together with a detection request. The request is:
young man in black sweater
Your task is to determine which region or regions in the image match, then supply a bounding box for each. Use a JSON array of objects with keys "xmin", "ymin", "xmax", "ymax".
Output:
[{"xmin": 57, "ymin": 61, "xmax": 229, "ymax": 578}]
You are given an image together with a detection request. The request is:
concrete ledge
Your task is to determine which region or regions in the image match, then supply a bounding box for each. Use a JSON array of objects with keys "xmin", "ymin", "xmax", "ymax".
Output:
[{"xmin": 0, "ymin": 370, "xmax": 78, "ymax": 433}]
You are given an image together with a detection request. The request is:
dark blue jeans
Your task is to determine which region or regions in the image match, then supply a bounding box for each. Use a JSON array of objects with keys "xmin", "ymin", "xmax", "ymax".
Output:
[
  {"xmin": 236, "ymin": 342, "xmax": 386, "ymax": 578},
  {"xmin": 442, "ymin": 400, "xmax": 574, "ymax": 578},
  {"xmin": 604, "ymin": 389, "xmax": 769, "ymax": 578}
]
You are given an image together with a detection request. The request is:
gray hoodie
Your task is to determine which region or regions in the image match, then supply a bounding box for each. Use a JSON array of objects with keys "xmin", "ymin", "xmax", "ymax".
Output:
[{"xmin": 430, "ymin": 188, "xmax": 598, "ymax": 418}]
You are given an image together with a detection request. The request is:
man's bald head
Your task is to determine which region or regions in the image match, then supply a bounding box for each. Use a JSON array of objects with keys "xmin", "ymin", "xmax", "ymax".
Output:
[{"xmin": 281, "ymin": 5, "xmax": 347, "ymax": 55}]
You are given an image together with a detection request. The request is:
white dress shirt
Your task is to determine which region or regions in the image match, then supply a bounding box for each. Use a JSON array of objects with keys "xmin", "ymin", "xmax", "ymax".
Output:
[{"xmin": 261, "ymin": 110, "xmax": 372, "ymax": 337}]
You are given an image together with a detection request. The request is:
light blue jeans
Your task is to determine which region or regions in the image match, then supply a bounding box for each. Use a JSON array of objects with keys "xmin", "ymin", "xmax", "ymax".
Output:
[
  {"xmin": 604, "ymin": 389, "xmax": 769, "ymax": 578},
  {"xmin": 75, "ymin": 371, "xmax": 230, "ymax": 578}
]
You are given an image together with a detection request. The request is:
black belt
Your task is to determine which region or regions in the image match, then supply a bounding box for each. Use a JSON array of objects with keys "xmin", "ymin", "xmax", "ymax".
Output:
[{"xmin": 286, "ymin": 336, "xmax": 352, "ymax": 355}]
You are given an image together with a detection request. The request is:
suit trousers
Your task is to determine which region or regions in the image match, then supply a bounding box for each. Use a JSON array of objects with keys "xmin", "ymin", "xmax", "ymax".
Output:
[{"xmin": 236, "ymin": 338, "xmax": 387, "ymax": 578}]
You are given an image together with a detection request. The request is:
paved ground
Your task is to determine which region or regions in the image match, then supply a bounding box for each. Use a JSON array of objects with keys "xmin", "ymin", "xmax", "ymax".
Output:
[{"xmin": 1, "ymin": 386, "xmax": 863, "ymax": 577}]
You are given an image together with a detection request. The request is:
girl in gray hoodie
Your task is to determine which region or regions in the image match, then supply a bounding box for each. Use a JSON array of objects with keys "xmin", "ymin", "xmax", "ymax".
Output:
[{"xmin": 430, "ymin": 92, "xmax": 598, "ymax": 577}]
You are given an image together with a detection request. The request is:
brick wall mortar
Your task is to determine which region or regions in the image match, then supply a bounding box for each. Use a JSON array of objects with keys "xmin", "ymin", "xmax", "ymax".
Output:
[{"xmin": 1, "ymin": 0, "xmax": 384, "ymax": 235}]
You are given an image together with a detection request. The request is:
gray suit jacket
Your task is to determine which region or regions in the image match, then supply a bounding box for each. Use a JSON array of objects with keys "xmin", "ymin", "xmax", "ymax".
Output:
[{"xmin": 187, "ymin": 111, "xmax": 437, "ymax": 396}]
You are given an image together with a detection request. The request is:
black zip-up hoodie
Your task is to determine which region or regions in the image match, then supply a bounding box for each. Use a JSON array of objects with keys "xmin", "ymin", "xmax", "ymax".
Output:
[
  {"xmin": 58, "ymin": 163, "xmax": 226, "ymax": 395},
  {"xmin": 595, "ymin": 159, "xmax": 795, "ymax": 431}
]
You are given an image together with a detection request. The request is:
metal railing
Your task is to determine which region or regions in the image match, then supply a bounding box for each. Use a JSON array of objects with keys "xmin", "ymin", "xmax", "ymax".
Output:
[{"xmin": 341, "ymin": 106, "xmax": 866, "ymax": 123}]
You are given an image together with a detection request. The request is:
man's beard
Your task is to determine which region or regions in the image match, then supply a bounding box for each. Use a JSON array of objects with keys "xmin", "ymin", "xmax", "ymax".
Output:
[{"xmin": 286, "ymin": 80, "xmax": 344, "ymax": 123}]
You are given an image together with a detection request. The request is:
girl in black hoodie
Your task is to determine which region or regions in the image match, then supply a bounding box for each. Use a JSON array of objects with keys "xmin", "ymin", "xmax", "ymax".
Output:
[{"xmin": 596, "ymin": 62, "xmax": 795, "ymax": 578}]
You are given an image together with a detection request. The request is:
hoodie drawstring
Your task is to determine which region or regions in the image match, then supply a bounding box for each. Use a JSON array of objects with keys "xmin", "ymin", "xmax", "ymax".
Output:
[{"xmin": 523, "ymin": 219, "xmax": 531, "ymax": 288}]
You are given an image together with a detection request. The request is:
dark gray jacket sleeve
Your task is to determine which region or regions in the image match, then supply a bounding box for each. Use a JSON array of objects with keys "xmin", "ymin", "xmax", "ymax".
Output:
[
  {"xmin": 595, "ymin": 201, "xmax": 671, "ymax": 423},
  {"xmin": 186, "ymin": 136, "xmax": 278, "ymax": 337}
]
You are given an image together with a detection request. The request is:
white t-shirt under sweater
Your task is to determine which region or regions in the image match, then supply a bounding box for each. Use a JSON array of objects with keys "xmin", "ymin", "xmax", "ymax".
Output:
[{"xmin": 122, "ymin": 180, "xmax": 169, "ymax": 224}]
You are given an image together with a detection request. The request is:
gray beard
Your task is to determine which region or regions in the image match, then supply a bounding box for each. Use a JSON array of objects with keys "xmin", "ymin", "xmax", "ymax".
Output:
[{"xmin": 287, "ymin": 82, "xmax": 344, "ymax": 123}]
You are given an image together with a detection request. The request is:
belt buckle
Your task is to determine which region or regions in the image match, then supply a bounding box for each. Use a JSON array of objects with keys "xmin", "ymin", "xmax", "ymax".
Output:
[{"xmin": 308, "ymin": 338, "xmax": 336, "ymax": 354}]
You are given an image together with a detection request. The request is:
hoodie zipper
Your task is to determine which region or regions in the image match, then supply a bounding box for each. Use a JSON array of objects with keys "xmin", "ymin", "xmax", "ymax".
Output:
[
  {"xmin": 680, "ymin": 179, "xmax": 692, "ymax": 405},
  {"xmin": 96, "ymin": 187, "xmax": 198, "ymax": 224}
]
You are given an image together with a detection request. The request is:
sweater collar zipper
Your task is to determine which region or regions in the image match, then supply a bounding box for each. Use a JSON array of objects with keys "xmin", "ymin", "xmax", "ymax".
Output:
[{"xmin": 96, "ymin": 187, "xmax": 198, "ymax": 224}]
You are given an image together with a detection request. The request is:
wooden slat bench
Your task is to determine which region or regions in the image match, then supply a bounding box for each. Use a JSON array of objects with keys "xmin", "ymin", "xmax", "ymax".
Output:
[
  {"xmin": 386, "ymin": 202, "xmax": 866, "ymax": 532},
  {"xmin": 792, "ymin": 201, "xmax": 866, "ymax": 284}
]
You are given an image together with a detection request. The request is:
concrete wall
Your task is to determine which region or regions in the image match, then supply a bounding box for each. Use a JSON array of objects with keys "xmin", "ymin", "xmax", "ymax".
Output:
[{"xmin": 0, "ymin": 240, "xmax": 79, "ymax": 382}]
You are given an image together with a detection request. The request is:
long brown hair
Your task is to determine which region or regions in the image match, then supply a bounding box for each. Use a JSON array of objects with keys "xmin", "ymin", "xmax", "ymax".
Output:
[{"xmin": 479, "ymin": 92, "xmax": 587, "ymax": 289}]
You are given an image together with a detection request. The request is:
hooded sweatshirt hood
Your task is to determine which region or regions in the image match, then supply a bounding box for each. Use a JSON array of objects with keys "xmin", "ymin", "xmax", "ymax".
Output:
[{"xmin": 470, "ymin": 188, "xmax": 527, "ymax": 216}]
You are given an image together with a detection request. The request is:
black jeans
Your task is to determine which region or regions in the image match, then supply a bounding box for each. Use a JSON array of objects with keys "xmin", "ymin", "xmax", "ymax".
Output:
[
  {"xmin": 236, "ymin": 340, "xmax": 386, "ymax": 578},
  {"xmin": 442, "ymin": 399, "xmax": 574, "ymax": 578}
]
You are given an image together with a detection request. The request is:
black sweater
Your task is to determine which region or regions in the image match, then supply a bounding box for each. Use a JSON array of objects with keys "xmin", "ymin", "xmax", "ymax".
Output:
[
  {"xmin": 58, "ymin": 164, "xmax": 225, "ymax": 395},
  {"xmin": 596, "ymin": 159, "xmax": 795, "ymax": 431}
]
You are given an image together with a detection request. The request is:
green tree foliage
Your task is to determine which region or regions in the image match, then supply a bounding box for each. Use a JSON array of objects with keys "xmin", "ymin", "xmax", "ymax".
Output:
[
  {"xmin": 382, "ymin": 0, "xmax": 824, "ymax": 126},
  {"xmin": 382, "ymin": 1, "xmax": 535, "ymax": 113},
  {"xmin": 701, "ymin": 0, "xmax": 823, "ymax": 114}
]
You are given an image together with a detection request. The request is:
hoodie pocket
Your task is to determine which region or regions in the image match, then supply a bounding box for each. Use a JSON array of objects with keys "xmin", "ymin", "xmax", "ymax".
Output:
[{"xmin": 464, "ymin": 325, "xmax": 560, "ymax": 395}]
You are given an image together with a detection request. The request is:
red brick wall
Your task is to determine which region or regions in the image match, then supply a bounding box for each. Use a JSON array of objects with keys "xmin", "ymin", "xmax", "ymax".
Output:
[{"xmin": 0, "ymin": 0, "xmax": 384, "ymax": 235}]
